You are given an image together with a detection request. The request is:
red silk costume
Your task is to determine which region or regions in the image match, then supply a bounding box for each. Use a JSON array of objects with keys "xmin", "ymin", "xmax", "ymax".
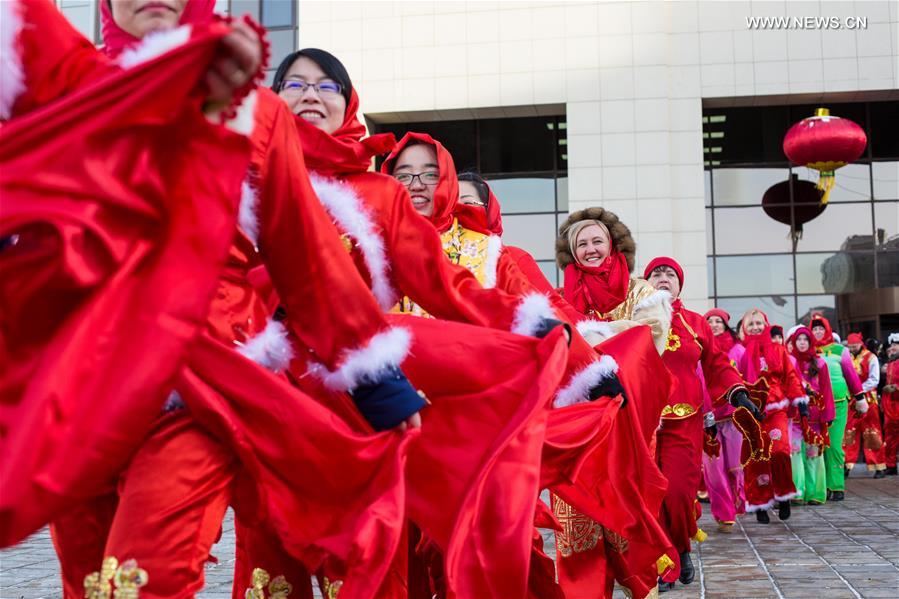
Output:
[
  {"xmin": 884, "ymin": 357, "xmax": 899, "ymax": 469},
  {"xmin": 739, "ymin": 313, "xmax": 806, "ymax": 511},
  {"xmin": 844, "ymin": 347, "xmax": 886, "ymax": 471}
]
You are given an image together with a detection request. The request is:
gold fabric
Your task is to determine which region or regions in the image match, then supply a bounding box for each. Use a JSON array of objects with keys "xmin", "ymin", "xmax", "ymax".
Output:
[{"xmin": 84, "ymin": 556, "xmax": 148, "ymax": 599}]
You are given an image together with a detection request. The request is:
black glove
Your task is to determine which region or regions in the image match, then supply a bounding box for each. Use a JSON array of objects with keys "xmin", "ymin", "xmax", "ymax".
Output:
[
  {"xmin": 705, "ymin": 422, "xmax": 718, "ymax": 438},
  {"xmin": 589, "ymin": 373, "xmax": 627, "ymax": 407},
  {"xmin": 797, "ymin": 401, "xmax": 810, "ymax": 418},
  {"xmin": 533, "ymin": 318, "xmax": 572, "ymax": 346},
  {"xmin": 349, "ymin": 366, "xmax": 427, "ymax": 431},
  {"xmin": 730, "ymin": 389, "xmax": 763, "ymax": 421}
]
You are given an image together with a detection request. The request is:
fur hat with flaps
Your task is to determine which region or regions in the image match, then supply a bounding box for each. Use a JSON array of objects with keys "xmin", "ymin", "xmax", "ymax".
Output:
[{"xmin": 556, "ymin": 207, "xmax": 636, "ymax": 273}]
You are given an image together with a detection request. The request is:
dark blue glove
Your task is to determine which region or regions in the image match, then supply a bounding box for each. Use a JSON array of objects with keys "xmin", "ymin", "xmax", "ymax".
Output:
[
  {"xmin": 589, "ymin": 373, "xmax": 627, "ymax": 407},
  {"xmin": 533, "ymin": 318, "xmax": 572, "ymax": 345},
  {"xmin": 349, "ymin": 367, "xmax": 426, "ymax": 431}
]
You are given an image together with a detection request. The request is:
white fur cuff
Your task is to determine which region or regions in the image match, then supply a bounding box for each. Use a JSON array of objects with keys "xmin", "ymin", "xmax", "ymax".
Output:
[
  {"xmin": 222, "ymin": 89, "xmax": 257, "ymax": 135},
  {"xmin": 575, "ymin": 319, "xmax": 617, "ymax": 342},
  {"xmin": 483, "ymin": 235, "xmax": 502, "ymax": 289},
  {"xmin": 553, "ymin": 355, "xmax": 620, "ymax": 409},
  {"xmin": 765, "ymin": 398, "xmax": 790, "ymax": 413},
  {"xmin": 237, "ymin": 318, "xmax": 295, "ymax": 373},
  {"xmin": 511, "ymin": 293, "xmax": 555, "ymax": 337},
  {"xmin": 0, "ymin": 0, "xmax": 25, "ymax": 120},
  {"xmin": 238, "ymin": 177, "xmax": 260, "ymax": 246},
  {"xmin": 634, "ymin": 289, "xmax": 672, "ymax": 319},
  {"xmin": 744, "ymin": 500, "xmax": 775, "ymax": 513},
  {"xmin": 791, "ymin": 396, "xmax": 810, "ymax": 406},
  {"xmin": 118, "ymin": 25, "xmax": 192, "ymax": 68},
  {"xmin": 774, "ymin": 491, "xmax": 800, "ymax": 502},
  {"xmin": 308, "ymin": 326, "xmax": 411, "ymax": 392}
]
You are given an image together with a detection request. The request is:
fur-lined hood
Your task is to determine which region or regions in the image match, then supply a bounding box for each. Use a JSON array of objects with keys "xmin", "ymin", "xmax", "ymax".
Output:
[{"xmin": 556, "ymin": 207, "xmax": 636, "ymax": 273}]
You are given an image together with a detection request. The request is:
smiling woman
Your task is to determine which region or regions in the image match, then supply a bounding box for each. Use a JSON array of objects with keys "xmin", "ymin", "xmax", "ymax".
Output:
[{"xmin": 271, "ymin": 49, "xmax": 350, "ymax": 135}]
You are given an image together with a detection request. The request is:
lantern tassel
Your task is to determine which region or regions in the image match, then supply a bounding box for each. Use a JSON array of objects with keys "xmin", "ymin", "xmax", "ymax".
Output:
[{"xmin": 817, "ymin": 170, "xmax": 835, "ymax": 205}]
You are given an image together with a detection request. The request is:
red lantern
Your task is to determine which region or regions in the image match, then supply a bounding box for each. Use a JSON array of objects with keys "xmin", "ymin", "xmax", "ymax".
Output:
[{"xmin": 782, "ymin": 107, "xmax": 867, "ymax": 205}]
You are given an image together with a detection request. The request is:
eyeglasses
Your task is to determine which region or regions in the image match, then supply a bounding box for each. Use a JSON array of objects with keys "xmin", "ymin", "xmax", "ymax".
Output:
[
  {"xmin": 279, "ymin": 80, "xmax": 343, "ymax": 97},
  {"xmin": 394, "ymin": 172, "xmax": 440, "ymax": 186}
]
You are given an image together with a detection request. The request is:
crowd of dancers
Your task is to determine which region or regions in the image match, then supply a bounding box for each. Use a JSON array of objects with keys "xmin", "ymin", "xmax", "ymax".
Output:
[{"xmin": 2, "ymin": 1, "xmax": 897, "ymax": 598}]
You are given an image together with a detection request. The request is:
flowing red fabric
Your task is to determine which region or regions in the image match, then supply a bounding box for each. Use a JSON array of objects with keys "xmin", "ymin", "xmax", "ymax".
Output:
[
  {"xmin": 0, "ymin": 26, "xmax": 248, "ymax": 545},
  {"xmin": 484, "ymin": 184, "xmax": 504, "ymax": 236},
  {"xmin": 810, "ymin": 312, "xmax": 836, "ymax": 347},
  {"xmin": 713, "ymin": 330, "xmax": 736, "ymax": 354},
  {"xmin": 293, "ymin": 89, "xmax": 396, "ymax": 176},
  {"xmin": 740, "ymin": 311, "xmax": 782, "ymax": 383},
  {"xmin": 99, "ymin": 0, "xmax": 215, "ymax": 58},
  {"xmin": 563, "ymin": 253, "xmax": 631, "ymax": 316}
]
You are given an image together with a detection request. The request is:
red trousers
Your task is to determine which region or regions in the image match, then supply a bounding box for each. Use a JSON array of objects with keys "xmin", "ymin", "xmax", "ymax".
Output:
[
  {"xmin": 844, "ymin": 402, "xmax": 886, "ymax": 471},
  {"xmin": 886, "ymin": 403, "xmax": 899, "ymax": 469},
  {"xmin": 744, "ymin": 410, "xmax": 796, "ymax": 510},
  {"xmin": 51, "ymin": 413, "xmax": 235, "ymax": 598},
  {"xmin": 656, "ymin": 414, "xmax": 703, "ymax": 555}
]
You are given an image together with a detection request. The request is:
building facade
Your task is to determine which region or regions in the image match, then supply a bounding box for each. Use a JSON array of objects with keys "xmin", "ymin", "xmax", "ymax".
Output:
[{"xmin": 58, "ymin": 1, "xmax": 899, "ymax": 335}]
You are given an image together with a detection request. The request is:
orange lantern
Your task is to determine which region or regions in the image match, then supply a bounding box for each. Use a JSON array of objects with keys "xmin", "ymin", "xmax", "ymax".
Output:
[{"xmin": 782, "ymin": 108, "xmax": 867, "ymax": 205}]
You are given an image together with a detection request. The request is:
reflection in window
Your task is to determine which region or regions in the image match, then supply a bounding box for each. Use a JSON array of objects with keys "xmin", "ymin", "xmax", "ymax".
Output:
[
  {"xmin": 875, "ymin": 201, "xmax": 899, "ymax": 287},
  {"xmin": 556, "ymin": 177, "xmax": 569, "ymax": 212},
  {"xmin": 872, "ymin": 162, "xmax": 899, "ymax": 201},
  {"xmin": 711, "ymin": 168, "xmax": 790, "ymax": 206},
  {"xmin": 713, "ymin": 207, "xmax": 793, "ymax": 254},
  {"xmin": 796, "ymin": 295, "xmax": 836, "ymax": 326},
  {"xmin": 795, "ymin": 203, "xmax": 873, "ymax": 253},
  {"xmin": 714, "ymin": 255, "xmax": 794, "ymax": 296},
  {"xmin": 796, "ymin": 252, "xmax": 874, "ymax": 295},
  {"xmin": 488, "ymin": 178, "xmax": 556, "ymax": 214},
  {"xmin": 262, "ymin": 0, "xmax": 294, "ymax": 28},
  {"xmin": 716, "ymin": 296, "xmax": 796, "ymax": 331},
  {"xmin": 502, "ymin": 214, "xmax": 558, "ymax": 261},
  {"xmin": 816, "ymin": 163, "xmax": 871, "ymax": 203}
]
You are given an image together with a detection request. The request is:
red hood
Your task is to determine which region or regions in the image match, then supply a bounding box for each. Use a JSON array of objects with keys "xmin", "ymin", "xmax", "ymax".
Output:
[
  {"xmin": 809, "ymin": 312, "xmax": 835, "ymax": 347},
  {"xmin": 483, "ymin": 181, "xmax": 504, "ymax": 236},
  {"xmin": 100, "ymin": 0, "xmax": 215, "ymax": 58}
]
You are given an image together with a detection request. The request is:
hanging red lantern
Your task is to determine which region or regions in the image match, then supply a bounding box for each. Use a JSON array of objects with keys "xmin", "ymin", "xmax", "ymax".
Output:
[
  {"xmin": 782, "ymin": 107, "xmax": 867, "ymax": 205},
  {"xmin": 762, "ymin": 174, "xmax": 825, "ymax": 248}
]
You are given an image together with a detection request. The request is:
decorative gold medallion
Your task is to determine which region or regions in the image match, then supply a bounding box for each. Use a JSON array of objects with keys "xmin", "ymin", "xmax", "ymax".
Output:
[
  {"xmin": 664, "ymin": 328, "xmax": 681, "ymax": 352},
  {"xmin": 245, "ymin": 568, "xmax": 292, "ymax": 599},
  {"xmin": 322, "ymin": 577, "xmax": 343, "ymax": 599},
  {"xmin": 552, "ymin": 495, "xmax": 603, "ymax": 557},
  {"xmin": 84, "ymin": 556, "xmax": 147, "ymax": 599}
]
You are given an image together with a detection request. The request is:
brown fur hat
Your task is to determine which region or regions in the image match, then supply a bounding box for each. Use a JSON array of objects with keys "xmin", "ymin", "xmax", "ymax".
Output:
[{"xmin": 556, "ymin": 207, "xmax": 636, "ymax": 273}]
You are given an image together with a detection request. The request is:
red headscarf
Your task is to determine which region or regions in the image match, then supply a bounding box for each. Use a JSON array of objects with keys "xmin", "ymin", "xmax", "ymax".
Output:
[
  {"xmin": 293, "ymin": 87, "xmax": 395, "ymax": 177},
  {"xmin": 456, "ymin": 177, "xmax": 505, "ymax": 236},
  {"xmin": 788, "ymin": 326, "xmax": 817, "ymax": 367},
  {"xmin": 380, "ymin": 132, "xmax": 469, "ymax": 234},
  {"xmin": 562, "ymin": 219, "xmax": 630, "ymax": 316},
  {"xmin": 100, "ymin": 0, "xmax": 215, "ymax": 58},
  {"xmin": 809, "ymin": 312, "xmax": 835, "ymax": 347},
  {"xmin": 483, "ymin": 182, "xmax": 504, "ymax": 236},
  {"xmin": 740, "ymin": 309, "xmax": 782, "ymax": 383}
]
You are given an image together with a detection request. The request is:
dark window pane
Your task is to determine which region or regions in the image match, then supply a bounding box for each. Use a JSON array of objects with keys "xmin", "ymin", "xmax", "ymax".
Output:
[
  {"xmin": 714, "ymin": 255, "xmax": 794, "ymax": 296},
  {"xmin": 262, "ymin": 0, "xmax": 294, "ymax": 27},
  {"xmin": 796, "ymin": 295, "xmax": 836, "ymax": 327},
  {"xmin": 489, "ymin": 178, "xmax": 555, "ymax": 214},
  {"xmin": 873, "ymin": 161, "xmax": 899, "ymax": 201},
  {"xmin": 376, "ymin": 120, "xmax": 478, "ymax": 173},
  {"xmin": 702, "ymin": 106, "xmax": 792, "ymax": 165},
  {"xmin": 713, "ymin": 206, "xmax": 793, "ymax": 254},
  {"xmin": 869, "ymin": 100, "xmax": 899, "ymax": 159},
  {"xmin": 797, "ymin": 252, "xmax": 874, "ymax": 295},
  {"xmin": 795, "ymin": 203, "xmax": 873, "ymax": 252},
  {"xmin": 501, "ymin": 214, "xmax": 556, "ymax": 261},
  {"xmin": 716, "ymin": 296, "xmax": 796, "ymax": 331},
  {"xmin": 479, "ymin": 117, "xmax": 556, "ymax": 173}
]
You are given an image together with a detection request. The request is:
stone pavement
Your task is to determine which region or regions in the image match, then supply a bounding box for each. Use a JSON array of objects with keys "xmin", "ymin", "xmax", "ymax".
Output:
[{"xmin": 1, "ymin": 466, "xmax": 897, "ymax": 598}]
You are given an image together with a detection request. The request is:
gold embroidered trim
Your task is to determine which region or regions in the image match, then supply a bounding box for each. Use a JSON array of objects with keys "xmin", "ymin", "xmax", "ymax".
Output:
[
  {"xmin": 603, "ymin": 527, "xmax": 629, "ymax": 553},
  {"xmin": 245, "ymin": 568, "xmax": 292, "ymax": 599},
  {"xmin": 664, "ymin": 328, "xmax": 681, "ymax": 353},
  {"xmin": 84, "ymin": 556, "xmax": 147, "ymax": 599},
  {"xmin": 552, "ymin": 495, "xmax": 603, "ymax": 557},
  {"xmin": 322, "ymin": 577, "xmax": 343, "ymax": 599},
  {"xmin": 660, "ymin": 403, "xmax": 696, "ymax": 418}
]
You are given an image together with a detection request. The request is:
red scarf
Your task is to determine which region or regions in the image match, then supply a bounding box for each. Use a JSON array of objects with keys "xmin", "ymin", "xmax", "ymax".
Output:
[
  {"xmin": 293, "ymin": 88, "xmax": 396, "ymax": 177},
  {"xmin": 484, "ymin": 183, "xmax": 504, "ymax": 236},
  {"xmin": 562, "ymin": 252, "xmax": 630, "ymax": 317},
  {"xmin": 740, "ymin": 311, "xmax": 781, "ymax": 383},
  {"xmin": 100, "ymin": 0, "xmax": 215, "ymax": 58},
  {"xmin": 714, "ymin": 331, "xmax": 736, "ymax": 354}
]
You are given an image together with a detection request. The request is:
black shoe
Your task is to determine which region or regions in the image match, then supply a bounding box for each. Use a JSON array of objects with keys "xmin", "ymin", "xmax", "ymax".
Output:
[
  {"xmin": 658, "ymin": 579, "xmax": 675, "ymax": 593},
  {"xmin": 778, "ymin": 501, "xmax": 791, "ymax": 520},
  {"xmin": 886, "ymin": 466, "xmax": 898, "ymax": 476},
  {"xmin": 831, "ymin": 491, "xmax": 845, "ymax": 501},
  {"xmin": 874, "ymin": 470, "xmax": 886, "ymax": 479},
  {"xmin": 826, "ymin": 489, "xmax": 833, "ymax": 501},
  {"xmin": 844, "ymin": 467, "xmax": 851, "ymax": 478},
  {"xmin": 756, "ymin": 510, "xmax": 770, "ymax": 523},
  {"xmin": 678, "ymin": 551, "xmax": 695, "ymax": 585}
]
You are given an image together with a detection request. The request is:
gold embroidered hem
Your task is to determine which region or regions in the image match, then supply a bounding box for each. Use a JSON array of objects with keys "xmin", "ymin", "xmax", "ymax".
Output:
[
  {"xmin": 660, "ymin": 403, "xmax": 697, "ymax": 419},
  {"xmin": 322, "ymin": 577, "xmax": 343, "ymax": 599},
  {"xmin": 246, "ymin": 568, "xmax": 292, "ymax": 599},
  {"xmin": 84, "ymin": 556, "xmax": 148, "ymax": 599},
  {"xmin": 552, "ymin": 495, "xmax": 603, "ymax": 558}
]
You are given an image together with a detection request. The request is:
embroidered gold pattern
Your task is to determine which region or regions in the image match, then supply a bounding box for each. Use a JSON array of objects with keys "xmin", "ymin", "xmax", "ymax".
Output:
[
  {"xmin": 322, "ymin": 577, "xmax": 343, "ymax": 599},
  {"xmin": 552, "ymin": 494, "xmax": 603, "ymax": 557},
  {"xmin": 664, "ymin": 328, "xmax": 681, "ymax": 352},
  {"xmin": 339, "ymin": 233, "xmax": 353, "ymax": 253},
  {"xmin": 603, "ymin": 527, "xmax": 629, "ymax": 553},
  {"xmin": 245, "ymin": 568, "xmax": 292, "ymax": 599},
  {"xmin": 84, "ymin": 557, "xmax": 147, "ymax": 599},
  {"xmin": 660, "ymin": 403, "xmax": 696, "ymax": 418}
]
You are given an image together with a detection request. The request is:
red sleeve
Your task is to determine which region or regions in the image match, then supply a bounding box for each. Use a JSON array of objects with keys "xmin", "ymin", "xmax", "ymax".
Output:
[
  {"xmin": 694, "ymin": 313, "xmax": 744, "ymax": 405},
  {"xmin": 381, "ymin": 180, "xmax": 552, "ymax": 334},
  {"xmin": 252, "ymin": 93, "xmax": 396, "ymax": 376},
  {"xmin": 9, "ymin": 0, "xmax": 115, "ymax": 118},
  {"xmin": 779, "ymin": 345, "xmax": 806, "ymax": 401}
]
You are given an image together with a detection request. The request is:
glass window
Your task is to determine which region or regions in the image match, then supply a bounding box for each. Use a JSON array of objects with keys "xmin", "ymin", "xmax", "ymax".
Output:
[
  {"xmin": 796, "ymin": 295, "xmax": 836, "ymax": 327},
  {"xmin": 556, "ymin": 177, "xmax": 568, "ymax": 212},
  {"xmin": 794, "ymin": 203, "xmax": 873, "ymax": 252},
  {"xmin": 875, "ymin": 201, "xmax": 899, "ymax": 288},
  {"xmin": 230, "ymin": 0, "xmax": 260, "ymax": 20},
  {"xmin": 536, "ymin": 261, "xmax": 559, "ymax": 288},
  {"xmin": 705, "ymin": 209, "xmax": 714, "ymax": 253},
  {"xmin": 711, "ymin": 168, "xmax": 791, "ymax": 206},
  {"xmin": 714, "ymin": 254, "xmax": 794, "ymax": 296},
  {"xmin": 704, "ymin": 170, "xmax": 711, "ymax": 207},
  {"xmin": 269, "ymin": 29, "xmax": 296, "ymax": 66},
  {"xmin": 716, "ymin": 296, "xmax": 796, "ymax": 331},
  {"xmin": 870, "ymin": 100, "xmax": 899, "ymax": 159},
  {"xmin": 713, "ymin": 207, "xmax": 793, "ymax": 254},
  {"xmin": 817, "ymin": 163, "xmax": 871, "ymax": 203},
  {"xmin": 488, "ymin": 178, "xmax": 556, "ymax": 214},
  {"xmin": 702, "ymin": 105, "xmax": 792, "ymax": 165},
  {"xmin": 479, "ymin": 118, "xmax": 557, "ymax": 173},
  {"xmin": 797, "ymin": 252, "xmax": 875, "ymax": 295},
  {"xmin": 707, "ymin": 256, "xmax": 715, "ymax": 297},
  {"xmin": 262, "ymin": 0, "xmax": 294, "ymax": 28},
  {"xmin": 502, "ymin": 214, "xmax": 558, "ymax": 262},
  {"xmin": 872, "ymin": 161, "xmax": 899, "ymax": 201}
]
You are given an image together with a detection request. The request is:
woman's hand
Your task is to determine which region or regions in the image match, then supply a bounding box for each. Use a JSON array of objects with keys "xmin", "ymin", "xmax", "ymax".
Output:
[
  {"xmin": 396, "ymin": 411, "xmax": 422, "ymax": 432},
  {"xmin": 205, "ymin": 19, "xmax": 261, "ymax": 106}
]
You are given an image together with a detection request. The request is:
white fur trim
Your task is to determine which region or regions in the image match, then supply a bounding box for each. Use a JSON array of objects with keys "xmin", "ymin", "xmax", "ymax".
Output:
[
  {"xmin": 238, "ymin": 178, "xmax": 260, "ymax": 246},
  {"xmin": 791, "ymin": 396, "xmax": 810, "ymax": 406},
  {"xmin": 222, "ymin": 89, "xmax": 257, "ymax": 135},
  {"xmin": 310, "ymin": 175, "xmax": 397, "ymax": 310},
  {"xmin": 307, "ymin": 326, "xmax": 411, "ymax": 391},
  {"xmin": 236, "ymin": 318, "xmax": 294, "ymax": 373},
  {"xmin": 634, "ymin": 289, "xmax": 673, "ymax": 320},
  {"xmin": 575, "ymin": 319, "xmax": 617, "ymax": 341},
  {"xmin": 765, "ymin": 398, "xmax": 791, "ymax": 413},
  {"xmin": 774, "ymin": 491, "xmax": 800, "ymax": 502},
  {"xmin": 483, "ymin": 235, "xmax": 502, "ymax": 289},
  {"xmin": 511, "ymin": 293, "xmax": 555, "ymax": 336},
  {"xmin": 553, "ymin": 355, "xmax": 620, "ymax": 408},
  {"xmin": 744, "ymin": 500, "xmax": 775, "ymax": 513},
  {"xmin": 0, "ymin": 0, "xmax": 25, "ymax": 120},
  {"xmin": 118, "ymin": 25, "xmax": 192, "ymax": 69}
]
